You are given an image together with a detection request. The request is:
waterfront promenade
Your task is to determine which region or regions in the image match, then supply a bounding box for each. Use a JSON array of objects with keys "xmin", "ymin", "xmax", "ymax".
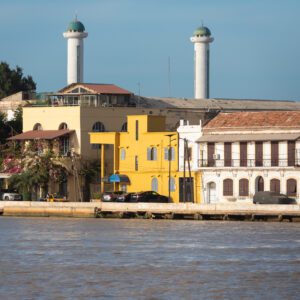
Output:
[{"xmin": 1, "ymin": 201, "xmax": 300, "ymax": 221}]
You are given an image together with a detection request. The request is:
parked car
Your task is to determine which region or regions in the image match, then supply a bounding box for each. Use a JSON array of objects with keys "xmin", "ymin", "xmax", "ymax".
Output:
[
  {"xmin": 44, "ymin": 193, "xmax": 68, "ymax": 202},
  {"xmin": 0, "ymin": 189, "xmax": 22, "ymax": 201},
  {"xmin": 115, "ymin": 193, "xmax": 135, "ymax": 202},
  {"xmin": 253, "ymin": 191, "xmax": 297, "ymax": 204},
  {"xmin": 101, "ymin": 191, "xmax": 127, "ymax": 202},
  {"xmin": 130, "ymin": 191, "xmax": 169, "ymax": 203}
]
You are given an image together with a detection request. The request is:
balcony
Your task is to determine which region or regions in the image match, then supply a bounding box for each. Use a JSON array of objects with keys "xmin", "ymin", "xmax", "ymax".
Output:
[{"xmin": 198, "ymin": 159, "xmax": 300, "ymax": 168}]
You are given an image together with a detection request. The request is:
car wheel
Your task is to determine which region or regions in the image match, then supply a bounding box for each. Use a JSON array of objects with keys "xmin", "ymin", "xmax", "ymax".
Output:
[{"xmin": 4, "ymin": 196, "xmax": 9, "ymax": 201}]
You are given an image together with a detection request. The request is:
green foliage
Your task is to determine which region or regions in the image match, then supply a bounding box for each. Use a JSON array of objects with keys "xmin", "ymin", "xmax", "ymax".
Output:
[
  {"xmin": 0, "ymin": 62, "xmax": 36, "ymax": 99},
  {"xmin": 8, "ymin": 150, "xmax": 68, "ymax": 195},
  {"xmin": 91, "ymin": 192, "xmax": 102, "ymax": 199}
]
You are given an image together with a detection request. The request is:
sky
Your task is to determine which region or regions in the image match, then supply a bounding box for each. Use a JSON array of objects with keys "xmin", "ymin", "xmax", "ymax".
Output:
[{"xmin": 0, "ymin": 0, "xmax": 299, "ymax": 101}]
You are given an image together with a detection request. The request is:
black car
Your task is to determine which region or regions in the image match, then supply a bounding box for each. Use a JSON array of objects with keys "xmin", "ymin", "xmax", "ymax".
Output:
[
  {"xmin": 115, "ymin": 193, "xmax": 134, "ymax": 202},
  {"xmin": 130, "ymin": 191, "xmax": 169, "ymax": 203},
  {"xmin": 253, "ymin": 191, "xmax": 297, "ymax": 204}
]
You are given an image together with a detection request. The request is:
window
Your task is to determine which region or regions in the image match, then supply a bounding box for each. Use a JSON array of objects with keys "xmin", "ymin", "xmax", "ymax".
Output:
[
  {"xmin": 239, "ymin": 179, "xmax": 249, "ymax": 196},
  {"xmin": 287, "ymin": 179, "xmax": 297, "ymax": 197},
  {"xmin": 257, "ymin": 176, "xmax": 264, "ymax": 192},
  {"xmin": 270, "ymin": 179, "xmax": 280, "ymax": 193},
  {"xmin": 120, "ymin": 148, "xmax": 126, "ymax": 160},
  {"xmin": 151, "ymin": 178, "xmax": 158, "ymax": 192},
  {"xmin": 223, "ymin": 179, "xmax": 233, "ymax": 196},
  {"xmin": 147, "ymin": 147, "xmax": 157, "ymax": 161},
  {"xmin": 288, "ymin": 141, "xmax": 296, "ymax": 167},
  {"xmin": 33, "ymin": 123, "xmax": 42, "ymax": 131},
  {"xmin": 224, "ymin": 142, "xmax": 232, "ymax": 167},
  {"xmin": 121, "ymin": 122, "xmax": 127, "ymax": 132},
  {"xmin": 135, "ymin": 120, "xmax": 139, "ymax": 141},
  {"xmin": 170, "ymin": 177, "xmax": 176, "ymax": 192},
  {"xmin": 92, "ymin": 122, "xmax": 105, "ymax": 132},
  {"xmin": 135, "ymin": 156, "xmax": 138, "ymax": 171},
  {"xmin": 240, "ymin": 142, "xmax": 247, "ymax": 167},
  {"xmin": 164, "ymin": 147, "xmax": 175, "ymax": 161},
  {"xmin": 91, "ymin": 122, "xmax": 105, "ymax": 150},
  {"xmin": 59, "ymin": 123, "xmax": 68, "ymax": 130},
  {"xmin": 207, "ymin": 143, "xmax": 215, "ymax": 167},
  {"xmin": 255, "ymin": 142, "xmax": 263, "ymax": 167},
  {"xmin": 60, "ymin": 136, "xmax": 70, "ymax": 156},
  {"xmin": 271, "ymin": 141, "xmax": 279, "ymax": 167}
]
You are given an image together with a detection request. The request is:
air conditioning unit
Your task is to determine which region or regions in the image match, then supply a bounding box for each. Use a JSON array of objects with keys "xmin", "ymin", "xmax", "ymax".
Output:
[{"xmin": 213, "ymin": 154, "xmax": 220, "ymax": 160}]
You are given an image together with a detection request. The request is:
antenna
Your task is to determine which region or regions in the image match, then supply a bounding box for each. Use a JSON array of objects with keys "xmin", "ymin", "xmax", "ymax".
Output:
[{"xmin": 168, "ymin": 56, "xmax": 171, "ymax": 97}]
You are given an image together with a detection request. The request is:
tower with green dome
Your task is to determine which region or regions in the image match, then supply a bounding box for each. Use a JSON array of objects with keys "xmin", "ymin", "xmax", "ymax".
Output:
[
  {"xmin": 190, "ymin": 25, "xmax": 214, "ymax": 99},
  {"xmin": 63, "ymin": 17, "xmax": 88, "ymax": 85}
]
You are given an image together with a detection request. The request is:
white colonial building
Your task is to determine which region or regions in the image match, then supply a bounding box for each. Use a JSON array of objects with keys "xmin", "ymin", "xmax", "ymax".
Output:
[{"xmin": 197, "ymin": 111, "xmax": 300, "ymax": 204}]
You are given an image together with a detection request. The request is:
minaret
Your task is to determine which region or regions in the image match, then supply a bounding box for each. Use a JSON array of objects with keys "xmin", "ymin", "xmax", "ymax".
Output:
[
  {"xmin": 190, "ymin": 26, "xmax": 214, "ymax": 99},
  {"xmin": 63, "ymin": 18, "xmax": 88, "ymax": 85}
]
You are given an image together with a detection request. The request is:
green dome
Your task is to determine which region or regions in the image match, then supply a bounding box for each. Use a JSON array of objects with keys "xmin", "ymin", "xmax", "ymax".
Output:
[
  {"xmin": 67, "ymin": 20, "xmax": 85, "ymax": 32},
  {"xmin": 193, "ymin": 26, "xmax": 211, "ymax": 37}
]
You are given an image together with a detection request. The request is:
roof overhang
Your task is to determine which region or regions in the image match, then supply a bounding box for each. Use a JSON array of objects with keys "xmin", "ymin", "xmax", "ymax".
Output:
[
  {"xmin": 8, "ymin": 130, "xmax": 75, "ymax": 141},
  {"xmin": 197, "ymin": 133, "xmax": 300, "ymax": 143},
  {"xmin": 108, "ymin": 174, "xmax": 130, "ymax": 184}
]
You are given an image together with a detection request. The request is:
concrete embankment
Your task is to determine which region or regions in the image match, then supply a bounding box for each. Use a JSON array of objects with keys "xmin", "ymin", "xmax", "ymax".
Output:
[{"xmin": 1, "ymin": 201, "xmax": 300, "ymax": 221}]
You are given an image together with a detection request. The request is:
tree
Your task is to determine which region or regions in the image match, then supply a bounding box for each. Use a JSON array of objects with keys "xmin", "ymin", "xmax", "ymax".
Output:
[{"xmin": 0, "ymin": 61, "xmax": 36, "ymax": 99}]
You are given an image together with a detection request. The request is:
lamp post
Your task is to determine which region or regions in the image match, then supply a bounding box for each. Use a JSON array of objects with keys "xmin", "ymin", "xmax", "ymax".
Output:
[{"xmin": 165, "ymin": 134, "xmax": 176, "ymax": 203}]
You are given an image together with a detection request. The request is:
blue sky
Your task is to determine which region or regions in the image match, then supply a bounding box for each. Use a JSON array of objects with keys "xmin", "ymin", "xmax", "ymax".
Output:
[{"xmin": 0, "ymin": 0, "xmax": 299, "ymax": 100}]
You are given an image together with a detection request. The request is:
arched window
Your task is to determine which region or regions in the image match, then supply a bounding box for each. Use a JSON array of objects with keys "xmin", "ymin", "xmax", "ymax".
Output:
[
  {"xmin": 223, "ymin": 179, "xmax": 233, "ymax": 196},
  {"xmin": 239, "ymin": 179, "xmax": 249, "ymax": 196},
  {"xmin": 147, "ymin": 147, "xmax": 157, "ymax": 161},
  {"xmin": 287, "ymin": 179, "xmax": 297, "ymax": 197},
  {"xmin": 151, "ymin": 177, "xmax": 158, "ymax": 192},
  {"xmin": 121, "ymin": 122, "xmax": 127, "ymax": 132},
  {"xmin": 120, "ymin": 148, "xmax": 126, "ymax": 160},
  {"xmin": 270, "ymin": 178, "xmax": 280, "ymax": 193},
  {"xmin": 92, "ymin": 122, "xmax": 105, "ymax": 132},
  {"xmin": 59, "ymin": 122, "xmax": 68, "ymax": 130},
  {"xmin": 170, "ymin": 177, "xmax": 176, "ymax": 192},
  {"xmin": 256, "ymin": 176, "xmax": 264, "ymax": 192},
  {"xmin": 92, "ymin": 122, "xmax": 105, "ymax": 150},
  {"xmin": 164, "ymin": 147, "xmax": 175, "ymax": 161},
  {"xmin": 33, "ymin": 123, "xmax": 42, "ymax": 131}
]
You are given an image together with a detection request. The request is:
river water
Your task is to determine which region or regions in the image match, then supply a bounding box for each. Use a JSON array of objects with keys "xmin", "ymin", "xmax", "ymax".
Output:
[{"xmin": 0, "ymin": 218, "xmax": 300, "ymax": 300}]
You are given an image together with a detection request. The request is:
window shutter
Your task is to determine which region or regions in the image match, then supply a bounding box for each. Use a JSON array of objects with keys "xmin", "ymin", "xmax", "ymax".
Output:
[
  {"xmin": 153, "ymin": 147, "xmax": 157, "ymax": 160},
  {"xmin": 164, "ymin": 147, "xmax": 169, "ymax": 160},
  {"xmin": 147, "ymin": 148, "xmax": 151, "ymax": 160}
]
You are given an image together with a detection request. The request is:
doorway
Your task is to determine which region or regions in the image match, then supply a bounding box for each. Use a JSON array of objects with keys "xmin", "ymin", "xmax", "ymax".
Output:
[{"xmin": 207, "ymin": 182, "xmax": 217, "ymax": 203}]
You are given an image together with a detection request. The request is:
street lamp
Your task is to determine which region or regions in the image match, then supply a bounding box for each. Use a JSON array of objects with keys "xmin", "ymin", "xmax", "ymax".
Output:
[{"xmin": 165, "ymin": 134, "xmax": 176, "ymax": 203}]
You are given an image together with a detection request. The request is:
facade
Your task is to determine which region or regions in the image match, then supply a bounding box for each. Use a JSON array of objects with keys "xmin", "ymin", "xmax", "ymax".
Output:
[
  {"xmin": 197, "ymin": 111, "xmax": 300, "ymax": 204},
  {"xmin": 7, "ymin": 83, "xmax": 209, "ymax": 201},
  {"xmin": 90, "ymin": 115, "xmax": 202, "ymax": 203},
  {"xmin": 190, "ymin": 26, "xmax": 214, "ymax": 99},
  {"xmin": 63, "ymin": 18, "xmax": 88, "ymax": 85}
]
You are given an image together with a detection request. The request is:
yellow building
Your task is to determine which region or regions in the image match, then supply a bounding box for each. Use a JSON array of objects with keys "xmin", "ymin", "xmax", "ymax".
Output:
[{"xmin": 90, "ymin": 115, "xmax": 201, "ymax": 203}]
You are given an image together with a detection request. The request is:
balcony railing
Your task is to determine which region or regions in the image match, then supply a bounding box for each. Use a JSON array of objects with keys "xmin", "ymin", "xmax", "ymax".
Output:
[{"xmin": 198, "ymin": 159, "xmax": 300, "ymax": 168}]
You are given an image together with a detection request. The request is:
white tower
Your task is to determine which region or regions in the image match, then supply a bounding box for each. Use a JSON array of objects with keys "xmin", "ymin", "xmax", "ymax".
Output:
[
  {"xmin": 63, "ymin": 18, "xmax": 88, "ymax": 85},
  {"xmin": 190, "ymin": 26, "xmax": 214, "ymax": 99}
]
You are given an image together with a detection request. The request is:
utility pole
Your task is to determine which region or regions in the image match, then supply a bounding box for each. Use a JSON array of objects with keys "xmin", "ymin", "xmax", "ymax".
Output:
[
  {"xmin": 185, "ymin": 138, "xmax": 194, "ymax": 203},
  {"xmin": 183, "ymin": 139, "xmax": 186, "ymax": 203},
  {"xmin": 165, "ymin": 134, "xmax": 176, "ymax": 203}
]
